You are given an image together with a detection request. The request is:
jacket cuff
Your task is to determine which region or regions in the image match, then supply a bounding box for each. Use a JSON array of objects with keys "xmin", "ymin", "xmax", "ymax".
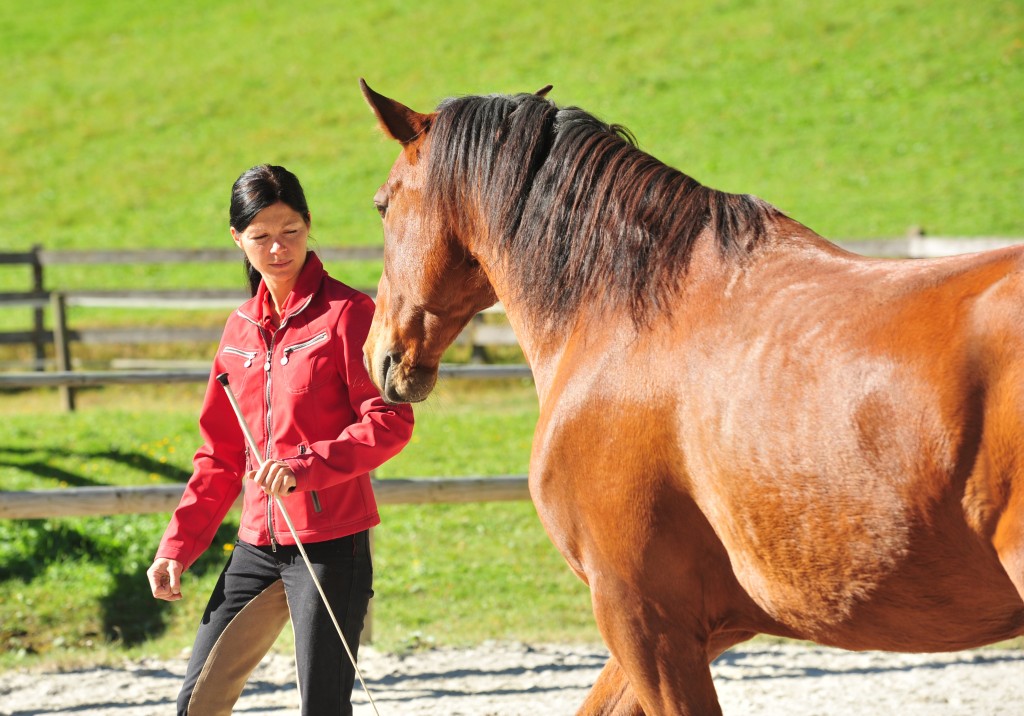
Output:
[
  {"xmin": 155, "ymin": 544, "xmax": 192, "ymax": 571},
  {"xmin": 282, "ymin": 454, "xmax": 314, "ymax": 491}
]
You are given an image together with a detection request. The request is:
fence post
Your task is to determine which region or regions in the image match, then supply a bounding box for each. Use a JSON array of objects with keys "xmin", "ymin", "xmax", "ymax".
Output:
[
  {"xmin": 469, "ymin": 313, "xmax": 488, "ymax": 364},
  {"xmin": 30, "ymin": 244, "xmax": 46, "ymax": 371},
  {"xmin": 50, "ymin": 291, "xmax": 75, "ymax": 411}
]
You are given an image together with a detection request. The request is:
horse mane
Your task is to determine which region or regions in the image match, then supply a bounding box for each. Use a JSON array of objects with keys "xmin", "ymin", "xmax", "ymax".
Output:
[{"xmin": 426, "ymin": 92, "xmax": 779, "ymax": 326}]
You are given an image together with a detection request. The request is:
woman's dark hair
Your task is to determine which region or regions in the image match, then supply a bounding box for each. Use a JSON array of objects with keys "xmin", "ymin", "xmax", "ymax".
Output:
[{"xmin": 230, "ymin": 164, "xmax": 311, "ymax": 296}]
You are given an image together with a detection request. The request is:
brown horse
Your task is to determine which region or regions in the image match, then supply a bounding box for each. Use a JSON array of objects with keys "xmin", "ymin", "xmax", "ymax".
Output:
[{"xmin": 359, "ymin": 79, "xmax": 1024, "ymax": 714}]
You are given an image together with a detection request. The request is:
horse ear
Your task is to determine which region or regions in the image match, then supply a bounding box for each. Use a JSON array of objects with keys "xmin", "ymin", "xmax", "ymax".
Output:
[
  {"xmin": 359, "ymin": 78, "xmax": 431, "ymax": 145},
  {"xmin": 535, "ymin": 84, "xmax": 553, "ymax": 98}
]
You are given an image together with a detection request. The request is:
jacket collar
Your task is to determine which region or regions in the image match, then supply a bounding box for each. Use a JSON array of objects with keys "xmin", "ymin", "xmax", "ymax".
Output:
[{"xmin": 240, "ymin": 251, "xmax": 325, "ymax": 325}]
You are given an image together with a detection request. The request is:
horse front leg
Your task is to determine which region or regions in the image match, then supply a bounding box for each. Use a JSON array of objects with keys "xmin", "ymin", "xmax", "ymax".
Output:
[
  {"xmin": 577, "ymin": 655, "xmax": 644, "ymax": 716},
  {"xmin": 589, "ymin": 576, "xmax": 723, "ymax": 716},
  {"xmin": 573, "ymin": 482, "xmax": 762, "ymax": 714}
]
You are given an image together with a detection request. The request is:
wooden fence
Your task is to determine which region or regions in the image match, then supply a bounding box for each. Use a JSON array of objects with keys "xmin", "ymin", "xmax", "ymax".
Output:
[
  {"xmin": 0, "ymin": 473, "xmax": 532, "ymax": 643},
  {"xmin": 0, "ymin": 245, "xmax": 519, "ymax": 409},
  {"xmin": 2, "ymin": 234, "xmax": 1022, "ymax": 521}
]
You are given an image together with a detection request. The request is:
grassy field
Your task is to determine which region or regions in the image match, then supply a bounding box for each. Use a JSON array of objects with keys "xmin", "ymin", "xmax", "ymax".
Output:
[
  {"xmin": 1, "ymin": 0, "xmax": 1021, "ymax": 669},
  {"xmin": 1, "ymin": 1, "xmax": 1020, "ymax": 263},
  {"xmin": 0, "ymin": 379, "xmax": 599, "ymax": 668}
]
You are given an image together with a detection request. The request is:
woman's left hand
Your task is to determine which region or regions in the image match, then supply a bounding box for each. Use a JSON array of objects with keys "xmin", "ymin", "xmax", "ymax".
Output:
[{"xmin": 248, "ymin": 459, "xmax": 297, "ymax": 496}]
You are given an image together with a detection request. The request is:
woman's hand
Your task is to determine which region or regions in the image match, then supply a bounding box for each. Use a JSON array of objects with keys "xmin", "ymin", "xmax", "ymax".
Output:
[
  {"xmin": 248, "ymin": 459, "xmax": 297, "ymax": 497},
  {"xmin": 147, "ymin": 558, "xmax": 184, "ymax": 601}
]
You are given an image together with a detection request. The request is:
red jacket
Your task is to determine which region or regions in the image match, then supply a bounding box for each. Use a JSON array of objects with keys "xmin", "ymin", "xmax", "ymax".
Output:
[{"xmin": 157, "ymin": 253, "xmax": 414, "ymax": 570}]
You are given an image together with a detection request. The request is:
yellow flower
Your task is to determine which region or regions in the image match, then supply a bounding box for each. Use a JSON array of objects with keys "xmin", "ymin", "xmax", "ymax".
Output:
[{"xmin": 223, "ymin": 543, "xmax": 234, "ymax": 552}]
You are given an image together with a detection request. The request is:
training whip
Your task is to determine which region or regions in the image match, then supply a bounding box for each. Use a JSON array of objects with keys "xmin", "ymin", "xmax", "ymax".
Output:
[{"xmin": 216, "ymin": 372, "xmax": 380, "ymax": 715}]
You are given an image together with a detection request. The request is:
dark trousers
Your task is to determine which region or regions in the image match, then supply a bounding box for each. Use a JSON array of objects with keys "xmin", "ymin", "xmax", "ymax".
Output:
[{"xmin": 177, "ymin": 531, "xmax": 373, "ymax": 716}]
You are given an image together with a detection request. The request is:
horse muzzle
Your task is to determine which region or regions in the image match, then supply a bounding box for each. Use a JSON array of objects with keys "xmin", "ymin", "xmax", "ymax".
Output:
[{"xmin": 370, "ymin": 346, "xmax": 437, "ymax": 404}]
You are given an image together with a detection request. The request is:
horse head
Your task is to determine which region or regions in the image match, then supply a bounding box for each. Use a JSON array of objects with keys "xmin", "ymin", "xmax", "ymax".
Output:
[{"xmin": 360, "ymin": 80, "xmax": 498, "ymax": 403}]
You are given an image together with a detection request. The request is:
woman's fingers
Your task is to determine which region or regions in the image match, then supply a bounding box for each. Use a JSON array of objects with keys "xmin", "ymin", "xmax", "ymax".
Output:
[{"xmin": 251, "ymin": 460, "xmax": 297, "ymax": 496}]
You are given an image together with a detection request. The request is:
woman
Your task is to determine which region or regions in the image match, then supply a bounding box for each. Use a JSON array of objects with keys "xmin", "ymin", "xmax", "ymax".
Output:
[{"xmin": 146, "ymin": 164, "xmax": 414, "ymax": 715}]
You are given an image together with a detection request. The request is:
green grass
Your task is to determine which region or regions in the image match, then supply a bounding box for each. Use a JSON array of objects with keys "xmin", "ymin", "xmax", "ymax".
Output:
[
  {"xmin": 0, "ymin": 379, "xmax": 600, "ymax": 669},
  {"xmin": 0, "ymin": 0, "xmax": 1019, "ymax": 264},
  {"xmin": 1, "ymin": 0, "xmax": 1022, "ymax": 670}
]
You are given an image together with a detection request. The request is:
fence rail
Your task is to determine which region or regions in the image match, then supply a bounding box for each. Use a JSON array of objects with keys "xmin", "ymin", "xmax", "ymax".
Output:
[
  {"xmin": 25, "ymin": 246, "xmax": 386, "ymax": 265},
  {"xmin": 3, "ymin": 235, "xmax": 1022, "ymax": 407},
  {"xmin": 0, "ymin": 244, "xmax": 521, "ymax": 408},
  {"xmin": 0, "ymin": 476, "xmax": 531, "ymax": 520},
  {"xmin": 0, "ymin": 363, "xmax": 533, "ymax": 389}
]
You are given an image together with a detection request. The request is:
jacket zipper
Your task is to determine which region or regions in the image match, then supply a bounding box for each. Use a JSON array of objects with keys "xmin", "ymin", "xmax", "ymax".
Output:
[
  {"xmin": 280, "ymin": 330, "xmax": 329, "ymax": 365},
  {"xmin": 263, "ymin": 342, "xmax": 276, "ymax": 550},
  {"xmin": 237, "ymin": 297, "xmax": 315, "ymax": 551}
]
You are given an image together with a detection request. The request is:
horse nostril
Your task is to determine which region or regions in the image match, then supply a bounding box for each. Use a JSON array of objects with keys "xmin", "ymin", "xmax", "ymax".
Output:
[{"xmin": 381, "ymin": 349, "xmax": 402, "ymax": 381}]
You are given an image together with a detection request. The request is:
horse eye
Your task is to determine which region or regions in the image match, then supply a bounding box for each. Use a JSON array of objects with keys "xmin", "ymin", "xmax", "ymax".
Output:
[{"xmin": 374, "ymin": 202, "xmax": 388, "ymax": 219}]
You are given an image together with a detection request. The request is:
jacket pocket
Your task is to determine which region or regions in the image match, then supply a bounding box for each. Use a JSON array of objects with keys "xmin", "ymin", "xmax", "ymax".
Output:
[
  {"xmin": 223, "ymin": 345, "xmax": 260, "ymax": 367},
  {"xmin": 280, "ymin": 330, "xmax": 331, "ymax": 393},
  {"xmin": 222, "ymin": 345, "xmax": 261, "ymax": 395}
]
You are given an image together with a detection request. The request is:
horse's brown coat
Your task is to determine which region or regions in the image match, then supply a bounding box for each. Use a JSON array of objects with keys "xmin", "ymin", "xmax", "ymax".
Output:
[{"xmin": 360, "ymin": 80, "xmax": 1024, "ymax": 715}]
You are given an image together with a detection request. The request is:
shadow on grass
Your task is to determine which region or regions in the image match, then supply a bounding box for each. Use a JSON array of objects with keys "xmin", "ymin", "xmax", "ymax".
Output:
[
  {"xmin": 2, "ymin": 515, "xmax": 238, "ymax": 651},
  {"xmin": 99, "ymin": 521, "xmax": 239, "ymax": 647},
  {"xmin": 0, "ymin": 445, "xmax": 190, "ymax": 487}
]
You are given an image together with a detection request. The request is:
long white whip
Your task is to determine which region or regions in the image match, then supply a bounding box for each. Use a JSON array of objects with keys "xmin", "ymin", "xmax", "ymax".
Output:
[{"xmin": 216, "ymin": 372, "xmax": 380, "ymax": 715}]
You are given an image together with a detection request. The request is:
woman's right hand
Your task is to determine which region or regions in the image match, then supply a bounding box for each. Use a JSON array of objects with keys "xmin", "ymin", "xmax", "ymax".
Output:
[{"xmin": 146, "ymin": 558, "xmax": 184, "ymax": 601}]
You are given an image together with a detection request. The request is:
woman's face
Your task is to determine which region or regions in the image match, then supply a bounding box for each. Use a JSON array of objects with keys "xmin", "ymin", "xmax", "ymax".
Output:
[{"xmin": 231, "ymin": 201, "xmax": 310, "ymax": 287}]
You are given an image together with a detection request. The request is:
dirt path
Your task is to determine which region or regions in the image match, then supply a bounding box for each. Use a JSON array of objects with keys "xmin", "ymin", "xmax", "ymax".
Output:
[{"xmin": 2, "ymin": 642, "xmax": 1022, "ymax": 715}]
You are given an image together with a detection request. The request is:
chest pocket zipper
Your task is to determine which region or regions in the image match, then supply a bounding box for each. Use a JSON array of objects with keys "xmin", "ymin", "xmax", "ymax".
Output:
[
  {"xmin": 280, "ymin": 331, "xmax": 329, "ymax": 366},
  {"xmin": 223, "ymin": 346, "xmax": 259, "ymax": 367}
]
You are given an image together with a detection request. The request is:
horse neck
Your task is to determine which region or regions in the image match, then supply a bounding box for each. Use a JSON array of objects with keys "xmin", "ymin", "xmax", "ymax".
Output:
[
  {"xmin": 481, "ymin": 258, "xmax": 578, "ymax": 399},
  {"xmin": 483, "ymin": 217, "xmax": 842, "ymax": 403},
  {"xmin": 482, "ymin": 248, "xmax": 646, "ymax": 404}
]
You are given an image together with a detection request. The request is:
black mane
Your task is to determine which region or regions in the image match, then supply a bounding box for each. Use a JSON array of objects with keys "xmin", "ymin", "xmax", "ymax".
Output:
[{"xmin": 426, "ymin": 92, "xmax": 778, "ymax": 326}]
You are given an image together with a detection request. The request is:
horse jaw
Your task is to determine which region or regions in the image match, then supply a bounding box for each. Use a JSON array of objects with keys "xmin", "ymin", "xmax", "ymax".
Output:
[{"xmin": 363, "ymin": 291, "xmax": 442, "ymax": 404}]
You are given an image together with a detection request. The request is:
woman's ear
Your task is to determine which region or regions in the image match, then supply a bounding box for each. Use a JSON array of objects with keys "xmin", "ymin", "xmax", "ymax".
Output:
[{"xmin": 230, "ymin": 226, "xmax": 243, "ymax": 249}]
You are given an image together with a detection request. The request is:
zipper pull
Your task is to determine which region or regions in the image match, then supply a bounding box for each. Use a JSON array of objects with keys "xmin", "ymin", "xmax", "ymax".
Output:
[{"xmin": 264, "ymin": 350, "xmax": 272, "ymax": 372}]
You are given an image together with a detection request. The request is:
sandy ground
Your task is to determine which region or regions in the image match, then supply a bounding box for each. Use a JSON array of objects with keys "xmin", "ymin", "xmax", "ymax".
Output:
[{"xmin": 2, "ymin": 641, "xmax": 1023, "ymax": 715}]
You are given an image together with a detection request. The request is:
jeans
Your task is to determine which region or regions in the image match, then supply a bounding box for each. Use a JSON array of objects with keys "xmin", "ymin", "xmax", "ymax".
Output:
[{"xmin": 177, "ymin": 531, "xmax": 373, "ymax": 715}]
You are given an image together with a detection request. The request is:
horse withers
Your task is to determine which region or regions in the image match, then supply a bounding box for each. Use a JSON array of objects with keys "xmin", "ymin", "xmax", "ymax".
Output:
[{"xmin": 359, "ymin": 79, "xmax": 1024, "ymax": 715}]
